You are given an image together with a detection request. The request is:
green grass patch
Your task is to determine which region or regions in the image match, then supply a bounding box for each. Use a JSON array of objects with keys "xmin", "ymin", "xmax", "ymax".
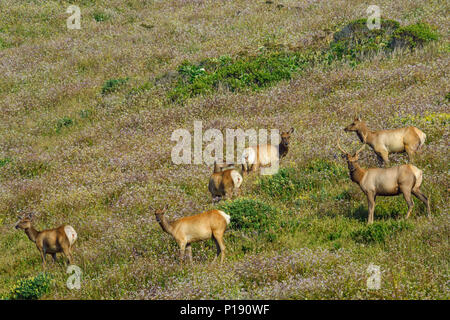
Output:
[
  {"xmin": 168, "ymin": 52, "xmax": 310, "ymax": 102},
  {"xmin": 101, "ymin": 77, "xmax": 129, "ymax": 94},
  {"xmin": 93, "ymin": 11, "xmax": 110, "ymax": 22},
  {"xmin": 391, "ymin": 22, "xmax": 439, "ymax": 49},
  {"xmin": 3, "ymin": 273, "xmax": 52, "ymax": 300},
  {"xmin": 0, "ymin": 158, "xmax": 12, "ymax": 168},
  {"xmin": 55, "ymin": 117, "xmax": 74, "ymax": 133},
  {"xmin": 218, "ymin": 198, "xmax": 280, "ymax": 236},
  {"xmin": 351, "ymin": 220, "xmax": 413, "ymax": 244}
]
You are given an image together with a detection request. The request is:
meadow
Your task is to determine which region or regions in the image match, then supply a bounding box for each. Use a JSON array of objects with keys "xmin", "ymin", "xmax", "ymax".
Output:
[{"xmin": 0, "ymin": 0, "xmax": 448, "ymax": 299}]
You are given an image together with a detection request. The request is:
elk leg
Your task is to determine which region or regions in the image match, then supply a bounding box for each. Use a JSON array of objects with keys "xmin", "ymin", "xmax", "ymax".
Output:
[
  {"xmin": 412, "ymin": 190, "xmax": 431, "ymax": 220},
  {"xmin": 185, "ymin": 244, "xmax": 193, "ymax": 264},
  {"xmin": 178, "ymin": 241, "xmax": 187, "ymax": 264},
  {"xmin": 367, "ymin": 193, "xmax": 376, "ymax": 224},
  {"xmin": 405, "ymin": 145, "xmax": 415, "ymax": 163},
  {"xmin": 38, "ymin": 248, "xmax": 46, "ymax": 270},
  {"xmin": 62, "ymin": 246, "xmax": 73, "ymax": 265},
  {"xmin": 212, "ymin": 231, "xmax": 226, "ymax": 263},
  {"xmin": 51, "ymin": 253, "xmax": 57, "ymax": 263},
  {"xmin": 402, "ymin": 190, "xmax": 414, "ymax": 219},
  {"xmin": 378, "ymin": 150, "xmax": 389, "ymax": 166}
]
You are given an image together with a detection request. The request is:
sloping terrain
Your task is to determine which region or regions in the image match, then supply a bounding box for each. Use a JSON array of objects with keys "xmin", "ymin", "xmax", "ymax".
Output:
[{"xmin": 0, "ymin": 0, "xmax": 448, "ymax": 299}]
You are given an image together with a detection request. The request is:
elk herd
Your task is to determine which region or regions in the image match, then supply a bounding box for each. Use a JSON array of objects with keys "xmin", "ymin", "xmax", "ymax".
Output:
[{"xmin": 13, "ymin": 119, "xmax": 431, "ymax": 267}]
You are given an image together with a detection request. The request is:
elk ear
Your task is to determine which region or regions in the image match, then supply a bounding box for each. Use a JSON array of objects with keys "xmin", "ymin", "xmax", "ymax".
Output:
[
  {"xmin": 289, "ymin": 128, "xmax": 294, "ymax": 134},
  {"xmin": 357, "ymin": 114, "xmax": 361, "ymax": 121}
]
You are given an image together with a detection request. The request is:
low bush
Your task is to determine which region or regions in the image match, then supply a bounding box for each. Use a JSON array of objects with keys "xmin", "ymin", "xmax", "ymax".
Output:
[
  {"xmin": 101, "ymin": 77, "xmax": 129, "ymax": 94},
  {"xmin": 391, "ymin": 23, "xmax": 439, "ymax": 49},
  {"xmin": 218, "ymin": 198, "xmax": 280, "ymax": 235},
  {"xmin": 351, "ymin": 220, "xmax": 413, "ymax": 244},
  {"xmin": 5, "ymin": 273, "xmax": 52, "ymax": 300}
]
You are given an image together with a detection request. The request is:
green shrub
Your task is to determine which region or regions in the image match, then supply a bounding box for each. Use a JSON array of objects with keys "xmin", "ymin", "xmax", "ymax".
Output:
[
  {"xmin": 305, "ymin": 159, "xmax": 346, "ymax": 178},
  {"xmin": 7, "ymin": 273, "xmax": 52, "ymax": 300},
  {"xmin": 101, "ymin": 77, "xmax": 129, "ymax": 94},
  {"xmin": 93, "ymin": 11, "xmax": 110, "ymax": 22},
  {"xmin": 258, "ymin": 168, "xmax": 319, "ymax": 200},
  {"xmin": 168, "ymin": 51, "xmax": 310, "ymax": 101},
  {"xmin": 56, "ymin": 117, "xmax": 73, "ymax": 133},
  {"xmin": 15, "ymin": 159, "xmax": 49, "ymax": 178},
  {"xmin": 0, "ymin": 157, "xmax": 12, "ymax": 168},
  {"xmin": 326, "ymin": 18, "xmax": 400, "ymax": 65},
  {"xmin": 218, "ymin": 198, "xmax": 280, "ymax": 234},
  {"xmin": 391, "ymin": 22, "xmax": 439, "ymax": 49},
  {"xmin": 351, "ymin": 220, "xmax": 413, "ymax": 244}
]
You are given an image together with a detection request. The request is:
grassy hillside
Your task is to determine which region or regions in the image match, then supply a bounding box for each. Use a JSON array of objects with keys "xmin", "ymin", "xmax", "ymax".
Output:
[{"xmin": 0, "ymin": 0, "xmax": 448, "ymax": 299}]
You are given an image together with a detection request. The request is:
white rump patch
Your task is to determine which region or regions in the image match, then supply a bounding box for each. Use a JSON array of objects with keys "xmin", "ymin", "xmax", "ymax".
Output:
[
  {"xmin": 230, "ymin": 170, "xmax": 243, "ymax": 188},
  {"xmin": 242, "ymin": 148, "xmax": 256, "ymax": 165},
  {"xmin": 217, "ymin": 210, "xmax": 231, "ymax": 225},
  {"xmin": 64, "ymin": 225, "xmax": 78, "ymax": 246}
]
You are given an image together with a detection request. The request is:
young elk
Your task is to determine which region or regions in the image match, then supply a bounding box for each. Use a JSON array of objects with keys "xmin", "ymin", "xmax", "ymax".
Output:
[
  {"xmin": 241, "ymin": 128, "xmax": 294, "ymax": 175},
  {"xmin": 208, "ymin": 161, "xmax": 243, "ymax": 203},
  {"xmin": 344, "ymin": 116, "xmax": 426, "ymax": 165},
  {"xmin": 337, "ymin": 140, "xmax": 431, "ymax": 224},
  {"xmin": 154, "ymin": 206, "xmax": 230, "ymax": 264},
  {"xmin": 15, "ymin": 212, "xmax": 77, "ymax": 269}
]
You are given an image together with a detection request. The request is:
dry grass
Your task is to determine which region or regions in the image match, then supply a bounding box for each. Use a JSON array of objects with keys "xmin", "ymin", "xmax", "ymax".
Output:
[{"xmin": 0, "ymin": 0, "xmax": 448, "ymax": 299}]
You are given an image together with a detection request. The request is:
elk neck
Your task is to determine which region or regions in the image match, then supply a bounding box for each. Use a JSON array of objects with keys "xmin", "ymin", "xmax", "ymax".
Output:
[
  {"xmin": 156, "ymin": 214, "xmax": 175, "ymax": 236},
  {"xmin": 348, "ymin": 160, "xmax": 366, "ymax": 184},
  {"xmin": 24, "ymin": 226, "xmax": 39, "ymax": 243},
  {"xmin": 278, "ymin": 143, "xmax": 288, "ymax": 159},
  {"xmin": 355, "ymin": 123, "xmax": 373, "ymax": 145}
]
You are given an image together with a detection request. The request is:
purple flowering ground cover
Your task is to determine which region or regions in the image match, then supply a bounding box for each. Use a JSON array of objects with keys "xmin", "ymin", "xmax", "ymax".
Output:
[{"xmin": 0, "ymin": 0, "xmax": 448, "ymax": 299}]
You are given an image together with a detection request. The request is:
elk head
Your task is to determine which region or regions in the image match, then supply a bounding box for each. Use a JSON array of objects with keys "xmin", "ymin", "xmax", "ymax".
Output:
[
  {"xmin": 15, "ymin": 211, "xmax": 38, "ymax": 230},
  {"xmin": 337, "ymin": 138, "xmax": 366, "ymax": 166},
  {"xmin": 344, "ymin": 116, "xmax": 365, "ymax": 132},
  {"xmin": 280, "ymin": 128, "xmax": 294, "ymax": 148}
]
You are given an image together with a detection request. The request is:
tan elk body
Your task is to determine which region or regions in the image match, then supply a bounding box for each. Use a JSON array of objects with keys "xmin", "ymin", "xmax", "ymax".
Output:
[
  {"xmin": 338, "ymin": 141, "xmax": 430, "ymax": 224},
  {"xmin": 208, "ymin": 161, "xmax": 243, "ymax": 202},
  {"xmin": 15, "ymin": 213, "xmax": 77, "ymax": 269},
  {"xmin": 344, "ymin": 117, "xmax": 426, "ymax": 164},
  {"xmin": 242, "ymin": 128, "xmax": 294, "ymax": 174},
  {"xmin": 154, "ymin": 207, "xmax": 230, "ymax": 263}
]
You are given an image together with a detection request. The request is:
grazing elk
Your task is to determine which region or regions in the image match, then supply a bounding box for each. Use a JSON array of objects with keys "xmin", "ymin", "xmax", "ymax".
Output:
[
  {"xmin": 208, "ymin": 161, "xmax": 243, "ymax": 203},
  {"xmin": 15, "ymin": 212, "xmax": 77, "ymax": 269},
  {"xmin": 154, "ymin": 206, "xmax": 230, "ymax": 264},
  {"xmin": 241, "ymin": 128, "xmax": 294, "ymax": 175},
  {"xmin": 337, "ymin": 140, "xmax": 431, "ymax": 224},
  {"xmin": 344, "ymin": 116, "xmax": 426, "ymax": 165}
]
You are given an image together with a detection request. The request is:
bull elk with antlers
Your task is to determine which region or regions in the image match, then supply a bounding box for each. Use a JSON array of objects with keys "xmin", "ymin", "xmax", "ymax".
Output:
[
  {"xmin": 337, "ymin": 139, "xmax": 431, "ymax": 224},
  {"xmin": 15, "ymin": 212, "xmax": 77, "ymax": 269},
  {"xmin": 344, "ymin": 116, "xmax": 426, "ymax": 164}
]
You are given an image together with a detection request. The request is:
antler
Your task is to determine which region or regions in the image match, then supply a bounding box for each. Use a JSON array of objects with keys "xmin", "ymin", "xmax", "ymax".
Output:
[
  {"xmin": 337, "ymin": 137, "xmax": 348, "ymax": 154},
  {"xmin": 355, "ymin": 143, "xmax": 366, "ymax": 156}
]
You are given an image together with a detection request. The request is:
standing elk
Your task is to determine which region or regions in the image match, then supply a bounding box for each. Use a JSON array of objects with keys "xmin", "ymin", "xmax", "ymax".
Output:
[
  {"xmin": 154, "ymin": 206, "xmax": 230, "ymax": 264},
  {"xmin": 15, "ymin": 212, "xmax": 78, "ymax": 269},
  {"xmin": 208, "ymin": 161, "xmax": 243, "ymax": 203},
  {"xmin": 241, "ymin": 128, "xmax": 294, "ymax": 175},
  {"xmin": 337, "ymin": 139, "xmax": 431, "ymax": 224},
  {"xmin": 344, "ymin": 116, "xmax": 426, "ymax": 165}
]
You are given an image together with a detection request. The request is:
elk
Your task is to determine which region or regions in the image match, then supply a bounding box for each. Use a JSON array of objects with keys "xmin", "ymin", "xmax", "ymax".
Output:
[
  {"xmin": 154, "ymin": 206, "xmax": 230, "ymax": 264},
  {"xmin": 344, "ymin": 116, "xmax": 426, "ymax": 164},
  {"xmin": 15, "ymin": 212, "xmax": 77, "ymax": 269},
  {"xmin": 337, "ymin": 139, "xmax": 431, "ymax": 224},
  {"xmin": 241, "ymin": 128, "xmax": 294, "ymax": 175},
  {"xmin": 208, "ymin": 161, "xmax": 243, "ymax": 202}
]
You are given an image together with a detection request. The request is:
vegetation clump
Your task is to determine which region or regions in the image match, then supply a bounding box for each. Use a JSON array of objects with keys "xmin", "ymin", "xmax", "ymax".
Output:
[
  {"xmin": 218, "ymin": 198, "xmax": 280, "ymax": 235},
  {"xmin": 391, "ymin": 23, "xmax": 439, "ymax": 49},
  {"xmin": 351, "ymin": 220, "xmax": 413, "ymax": 244},
  {"xmin": 101, "ymin": 77, "xmax": 129, "ymax": 94},
  {"xmin": 168, "ymin": 52, "xmax": 310, "ymax": 102},
  {"xmin": 4, "ymin": 273, "xmax": 52, "ymax": 300}
]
